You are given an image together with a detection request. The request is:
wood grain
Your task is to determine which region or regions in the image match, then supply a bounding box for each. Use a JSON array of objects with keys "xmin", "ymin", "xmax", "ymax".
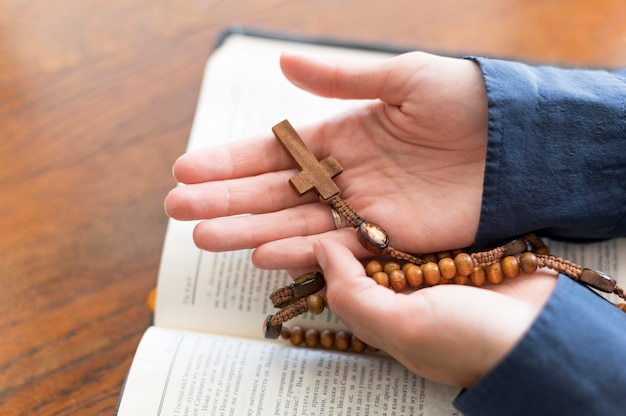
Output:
[{"xmin": 1, "ymin": 0, "xmax": 624, "ymax": 414}]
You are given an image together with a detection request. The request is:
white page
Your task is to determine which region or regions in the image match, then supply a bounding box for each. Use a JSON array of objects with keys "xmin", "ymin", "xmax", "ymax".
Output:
[{"xmin": 117, "ymin": 326, "xmax": 460, "ymax": 416}]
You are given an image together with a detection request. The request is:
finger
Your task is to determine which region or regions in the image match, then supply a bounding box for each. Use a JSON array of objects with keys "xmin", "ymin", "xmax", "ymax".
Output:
[
  {"xmin": 172, "ymin": 136, "xmax": 294, "ymax": 184},
  {"xmin": 192, "ymin": 202, "xmax": 336, "ymax": 251},
  {"xmin": 312, "ymin": 239, "xmax": 397, "ymax": 346},
  {"xmin": 164, "ymin": 170, "xmax": 318, "ymax": 220},
  {"xmin": 250, "ymin": 228, "xmax": 370, "ymax": 270},
  {"xmin": 280, "ymin": 52, "xmax": 423, "ymax": 105}
]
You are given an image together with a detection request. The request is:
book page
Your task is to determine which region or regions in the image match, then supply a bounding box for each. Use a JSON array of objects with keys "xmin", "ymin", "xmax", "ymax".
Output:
[
  {"xmin": 117, "ymin": 327, "xmax": 461, "ymax": 416},
  {"xmin": 156, "ymin": 33, "xmax": 395, "ymax": 337}
]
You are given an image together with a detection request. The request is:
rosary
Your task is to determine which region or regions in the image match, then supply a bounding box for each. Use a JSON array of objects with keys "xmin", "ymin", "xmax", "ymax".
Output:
[{"xmin": 263, "ymin": 120, "xmax": 626, "ymax": 352}]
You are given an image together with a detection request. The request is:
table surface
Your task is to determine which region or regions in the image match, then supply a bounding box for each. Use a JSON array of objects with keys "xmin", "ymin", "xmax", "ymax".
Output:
[{"xmin": 1, "ymin": 0, "xmax": 625, "ymax": 414}]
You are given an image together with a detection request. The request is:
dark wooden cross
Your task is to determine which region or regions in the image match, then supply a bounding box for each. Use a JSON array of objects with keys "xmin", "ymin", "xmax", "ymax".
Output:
[{"xmin": 272, "ymin": 120, "xmax": 343, "ymax": 201}]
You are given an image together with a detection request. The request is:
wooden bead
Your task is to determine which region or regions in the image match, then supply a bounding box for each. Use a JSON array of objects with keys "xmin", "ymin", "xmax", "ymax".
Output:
[
  {"xmin": 470, "ymin": 266, "xmax": 486, "ymax": 287},
  {"xmin": 452, "ymin": 275, "xmax": 469, "ymax": 285},
  {"xmin": 438, "ymin": 257, "xmax": 456, "ymax": 279},
  {"xmin": 519, "ymin": 252, "xmax": 538, "ymax": 274},
  {"xmin": 365, "ymin": 259, "xmax": 383, "ymax": 277},
  {"xmin": 383, "ymin": 261, "xmax": 401, "ymax": 274},
  {"xmin": 335, "ymin": 330, "xmax": 351, "ymax": 351},
  {"xmin": 371, "ymin": 271, "xmax": 390, "ymax": 288},
  {"xmin": 501, "ymin": 256, "xmax": 520, "ymax": 278},
  {"xmin": 320, "ymin": 329, "xmax": 335, "ymax": 349},
  {"xmin": 389, "ymin": 269, "xmax": 407, "ymax": 292},
  {"xmin": 401, "ymin": 262, "xmax": 414, "ymax": 272},
  {"xmin": 405, "ymin": 264, "xmax": 423, "ymax": 287},
  {"xmin": 306, "ymin": 294, "xmax": 325, "ymax": 315},
  {"xmin": 351, "ymin": 335, "xmax": 366, "ymax": 353},
  {"xmin": 454, "ymin": 252, "xmax": 474, "ymax": 276},
  {"xmin": 486, "ymin": 262, "xmax": 504, "ymax": 284},
  {"xmin": 290, "ymin": 325, "xmax": 304, "ymax": 346},
  {"xmin": 437, "ymin": 251, "xmax": 453, "ymax": 259},
  {"xmin": 421, "ymin": 262, "xmax": 441, "ymax": 286},
  {"xmin": 280, "ymin": 326, "xmax": 291, "ymax": 340},
  {"xmin": 304, "ymin": 328, "xmax": 320, "ymax": 348},
  {"xmin": 366, "ymin": 345, "xmax": 379, "ymax": 352},
  {"xmin": 421, "ymin": 253, "xmax": 438, "ymax": 263}
]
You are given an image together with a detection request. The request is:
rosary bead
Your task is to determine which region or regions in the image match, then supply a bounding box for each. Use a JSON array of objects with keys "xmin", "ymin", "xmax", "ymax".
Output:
[
  {"xmin": 365, "ymin": 259, "xmax": 383, "ymax": 277},
  {"xmin": 357, "ymin": 222, "xmax": 389, "ymax": 254},
  {"xmin": 519, "ymin": 252, "xmax": 538, "ymax": 274},
  {"xmin": 421, "ymin": 262, "xmax": 441, "ymax": 286},
  {"xmin": 351, "ymin": 335, "xmax": 367, "ymax": 353},
  {"xmin": 422, "ymin": 253, "xmax": 438, "ymax": 263},
  {"xmin": 501, "ymin": 256, "xmax": 520, "ymax": 278},
  {"xmin": 280, "ymin": 326, "xmax": 291, "ymax": 340},
  {"xmin": 290, "ymin": 325, "xmax": 305, "ymax": 346},
  {"xmin": 437, "ymin": 251, "xmax": 453, "ymax": 259},
  {"xmin": 452, "ymin": 275, "xmax": 469, "ymax": 285},
  {"xmin": 335, "ymin": 330, "xmax": 351, "ymax": 351},
  {"xmin": 454, "ymin": 252, "xmax": 474, "ymax": 276},
  {"xmin": 486, "ymin": 262, "xmax": 504, "ymax": 284},
  {"xmin": 438, "ymin": 257, "xmax": 457, "ymax": 279},
  {"xmin": 320, "ymin": 329, "xmax": 335, "ymax": 349},
  {"xmin": 389, "ymin": 269, "xmax": 408, "ymax": 292},
  {"xmin": 371, "ymin": 271, "xmax": 390, "ymax": 288},
  {"xmin": 307, "ymin": 294, "xmax": 325, "ymax": 315},
  {"xmin": 470, "ymin": 266, "xmax": 486, "ymax": 287},
  {"xmin": 405, "ymin": 264, "xmax": 423, "ymax": 287},
  {"xmin": 383, "ymin": 261, "xmax": 401, "ymax": 275},
  {"xmin": 304, "ymin": 328, "xmax": 320, "ymax": 348}
]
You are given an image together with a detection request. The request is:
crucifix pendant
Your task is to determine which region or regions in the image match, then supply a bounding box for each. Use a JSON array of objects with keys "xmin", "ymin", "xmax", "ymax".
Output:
[{"xmin": 272, "ymin": 119, "xmax": 343, "ymax": 202}]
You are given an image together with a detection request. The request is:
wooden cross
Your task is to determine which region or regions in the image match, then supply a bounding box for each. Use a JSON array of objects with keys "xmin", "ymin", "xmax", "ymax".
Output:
[{"xmin": 272, "ymin": 119, "xmax": 342, "ymax": 201}]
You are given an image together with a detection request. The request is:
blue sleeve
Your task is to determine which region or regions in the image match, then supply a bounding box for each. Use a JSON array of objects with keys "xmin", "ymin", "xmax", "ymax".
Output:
[
  {"xmin": 466, "ymin": 57, "xmax": 626, "ymax": 249},
  {"xmin": 453, "ymin": 275, "xmax": 626, "ymax": 415}
]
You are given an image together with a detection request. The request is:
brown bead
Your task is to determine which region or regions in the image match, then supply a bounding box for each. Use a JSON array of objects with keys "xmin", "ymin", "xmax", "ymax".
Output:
[
  {"xmin": 421, "ymin": 262, "xmax": 441, "ymax": 286},
  {"xmin": 366, "ymin": 344, "xmax": 379, "ymax": 352},
  {"xmin": 383, "ymin": 261, "xmax": 401, "ymax": 274},
  {"xmin": 452, "ymin": 275, "xmax": 469, "ymax": 285},
  {"xmin": 438, "ymin": 257, "xmax": 456, "ymax": 279},
  {"xmin": 422, "ymin": 263, "xmax": 441, "ymax": 285},
  {"xmin": 519, "ymin": 252, "xmax": 538, "ymax": 274},
  {"xmin": 389, "ymin": 269, "xmax": 407, "ymax": 292},
  {"xmin": 365, "ymin": 259, "xmax": 383, "ymax": 277},
  {"xmin": 532, "ymin": 244, "xmax": 550, "ymax": 256},
  {"xmin": 351, "ymin": 335, "xmax": 366, "ymax": 353},
  {"xmin": 439, "ymin": 276, "xmax": 451, "ymax": 284},
  {"xmin": 371, "ymin": 271, "xmax": 390, "ymax": 288},
  {"xmin": 486, "ymin": 262, "xmax": 504, "ymax": 284},
  {"xmin": 357, "ymin": 222, "xmax": 389, "ymax": 254},
  {"xmin": 335, "ymin": 330, "xmax": 351, "ymax": 351},
  {"xmin": 437, "ymin": 251, "xmax": 453, "ymax": 259},
  {"xmin": 401, "ymin": 262, "xmax": 413, "ymax": 272},
  {"xmin": 470, "ymin": 266, "xmax": 486, "ymax": 287},
  {"xmin": 421, "ymin": 253, "xmax": 438, "ymax": 263},
  {"xmin": 405, "ymin": 264, "xmax": 423, "ymax": 287},
  {"xmin": 320, "ymin": 329, "xmax": 335, "ymax": 349},
  {"xmin": 304, "ymin": 328, "xmax": 320, "ymax": 348},
  {"xmin": 280, "ymin": 326, "xmax": 291, "ymax": 340},
  {"xmin": 289, "ymin": 326, "xmax": 304, "ymax": 346},
  {"xmin": 501, "ymin": 256, "xmax": 520, "ymax": 278},
  {"xmin": 454, "ymin": 252, "xmax": 474, "ymax": 276},
  {"xmin": 307, "ymin": 294, "xmax": 325, "ymax": 315}
]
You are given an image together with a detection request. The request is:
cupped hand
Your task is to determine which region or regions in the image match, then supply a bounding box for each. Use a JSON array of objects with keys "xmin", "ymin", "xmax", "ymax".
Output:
[
  {"xmin": 314, "ymin": 239, "xmax": 557, "ymax": 388},
  {"xmin": 165, "ymin": 51, "xmax": 489, "ymax": 271}
]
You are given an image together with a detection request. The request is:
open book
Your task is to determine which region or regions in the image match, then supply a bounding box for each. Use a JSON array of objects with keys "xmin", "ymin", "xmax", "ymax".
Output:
[{"xmin": 116, "ymin": 31, "xmax": 626, "ymax": 415}]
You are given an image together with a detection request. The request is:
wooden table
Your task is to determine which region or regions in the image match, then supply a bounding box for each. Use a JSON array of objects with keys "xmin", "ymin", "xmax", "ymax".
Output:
[{"xmin": 1, "ymin": 0, "xmax": 624, "ymax": 414}]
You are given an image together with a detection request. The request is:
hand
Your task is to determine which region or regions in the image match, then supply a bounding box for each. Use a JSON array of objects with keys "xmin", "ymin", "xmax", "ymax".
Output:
[
  {"xmin": 314, "ymin": 239, "xmax": 557, "ymax": 388},
  {"xmin": 165, "ymin": 52, "xmax": 488, "ymax": 271}
]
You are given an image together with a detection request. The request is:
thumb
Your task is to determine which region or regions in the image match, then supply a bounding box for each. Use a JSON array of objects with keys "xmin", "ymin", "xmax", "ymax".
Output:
[
  {"xmin": 280, "ymin": 52, "xmax": 411, "ymax": 105},
  {"xmin": 312, "ymin": 239, "xmax": 395, "ymax": 334}
]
